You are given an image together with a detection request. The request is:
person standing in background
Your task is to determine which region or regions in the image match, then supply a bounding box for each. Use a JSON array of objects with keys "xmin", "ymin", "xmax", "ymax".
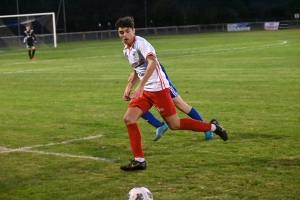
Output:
[
  {"xmin": 98, "ymin": 23, "xmax": 103, "ymax": 31},
  {"xmin": 148, "ymin": 20, "xmax": 155, "ymax": 35},
  {"xmin": 23, "ymin": 24, "xmax": 37, "ymax": 60},
  {"xmin": 107, "ymin": 22, "xmax": 113, "ymax": 30}
]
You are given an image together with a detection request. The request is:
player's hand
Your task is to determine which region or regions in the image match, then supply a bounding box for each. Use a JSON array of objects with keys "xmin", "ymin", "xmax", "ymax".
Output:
[
  {"xmin": 128, "ymin": 72, "xmax": 134, "ymax": 83},
  {"xmin": 34, "ymin": 41, "xmax": 38, "ymax": 45},
  {"xmin": 131, "ymin": 85, "xmax": 144, "ymax": 99},
  {"xmin": 23, "ymin": 42, "xmax": 26, "ymax": 46},
  {"xmin": 123, "ymin": 95, "xmax": 131, "ymax": 101},
  {"xmin": 123, "ymin": 90, "xmax": 131, "ymax": 101}
]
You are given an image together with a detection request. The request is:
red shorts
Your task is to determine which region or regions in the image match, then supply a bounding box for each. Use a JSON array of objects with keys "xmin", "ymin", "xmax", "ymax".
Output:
[{"xmin": 128, "ymin": 88, "xmax": 176, "ymax": 117}]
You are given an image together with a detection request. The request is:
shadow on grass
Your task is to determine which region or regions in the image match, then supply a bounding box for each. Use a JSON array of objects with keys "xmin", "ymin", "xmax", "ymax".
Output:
[
  {"xmin": 231, "ymin": 132, "xmax": 286, "ymax": 140},
  {"xmin": 225, "ymin": 157, "xmax": 300, "ymax": 167}
]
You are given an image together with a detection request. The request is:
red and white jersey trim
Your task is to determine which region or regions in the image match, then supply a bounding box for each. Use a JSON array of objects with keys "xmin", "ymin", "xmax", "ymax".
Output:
[{"xmin": 123, "ymin": 36, "xmax": 169, "ymax": 91}]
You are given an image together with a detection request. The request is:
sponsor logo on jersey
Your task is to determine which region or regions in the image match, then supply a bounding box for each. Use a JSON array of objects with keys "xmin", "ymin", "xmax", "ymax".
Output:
[{"xmin": 132, "ymin": 59, "xmax": 145, "ymax": 68}]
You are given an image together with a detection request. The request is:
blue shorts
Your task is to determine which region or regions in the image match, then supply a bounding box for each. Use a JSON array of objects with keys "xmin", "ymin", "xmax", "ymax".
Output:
[
  {"xmin": 169, "ymin": 84, "xmax": 179, "ymax": 98},
  {"xmin": 159, "ymin": 62, "xmax": 179, "ymax": 98}
]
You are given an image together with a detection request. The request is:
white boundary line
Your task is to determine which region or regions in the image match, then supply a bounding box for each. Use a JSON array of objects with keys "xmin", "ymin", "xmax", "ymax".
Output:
[
  {"xmin": 0, "ymin": 134, "xmax": 117, "ymax": 162},
  {"xmin": 19, "ymin": 150, "xmax": 115, "ymax": 162},
  {"xmin": 1, "ymin": 135, "xmax": 104, "ymax": 152},
  {"xmin": 1, "ymin": 64, "xmax": 81, "ymax": 74},
  {"xmin": 162, "ymin": 40, "xmax": 288, "ymax": 57}
]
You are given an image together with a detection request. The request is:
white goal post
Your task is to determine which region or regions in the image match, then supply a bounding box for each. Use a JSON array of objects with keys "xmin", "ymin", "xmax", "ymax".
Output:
[{"xmin": 0, "ymin": 12, "xmax": 57, "ymax": 48}]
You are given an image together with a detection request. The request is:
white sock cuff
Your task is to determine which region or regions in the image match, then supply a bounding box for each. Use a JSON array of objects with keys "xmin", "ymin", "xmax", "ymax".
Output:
[
  {"xmin": 135, "ymin": 157, "xmax": 145, "ymax": 162},
  {"xmin": 211, "ymin": 124, "xmax": 216, "ymax": 132}
]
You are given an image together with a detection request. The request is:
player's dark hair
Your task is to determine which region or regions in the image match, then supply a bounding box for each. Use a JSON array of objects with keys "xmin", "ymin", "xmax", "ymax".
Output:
[
  {"xmin": 115, "ymin": 16, "xmax": 135, "ymax": 30},
  {"xmin": 25, "ymin": 24, "xmax": 30, "ymax": 27}
]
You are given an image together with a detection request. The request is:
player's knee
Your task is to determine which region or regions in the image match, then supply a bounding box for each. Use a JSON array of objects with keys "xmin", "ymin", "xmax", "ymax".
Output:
[
  {"xmin": 167, "ymin": 123, "xmax": 180, "ymax": 130},
  {"xmin": 123, "ymin": 115, "xmax": 130, "ymax": 124},
  {"xmin": 123, "ymin": 115, "xmax": 135, "ymax": 124}
]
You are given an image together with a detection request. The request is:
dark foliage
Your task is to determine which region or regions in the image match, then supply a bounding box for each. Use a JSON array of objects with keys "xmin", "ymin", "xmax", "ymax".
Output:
[{"xmin": 1, "ymin": 0, "xmax": 298, "ymax": 32}]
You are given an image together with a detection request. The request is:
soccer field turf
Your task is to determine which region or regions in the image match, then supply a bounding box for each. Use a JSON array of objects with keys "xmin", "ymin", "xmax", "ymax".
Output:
[{"xmin": 0, "ymin": 30, "xmax": 299, "ymax": 199}]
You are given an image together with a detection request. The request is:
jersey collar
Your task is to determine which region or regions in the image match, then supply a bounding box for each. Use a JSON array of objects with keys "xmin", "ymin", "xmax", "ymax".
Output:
[{"xmin": 126, "ymin": 35, "xmax": 136, "ymax": 49}]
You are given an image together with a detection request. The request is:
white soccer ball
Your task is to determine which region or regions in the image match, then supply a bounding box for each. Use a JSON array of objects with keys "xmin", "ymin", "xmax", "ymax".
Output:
[{"xmin": 128, "ymin": 186, "xmax": 154, "ymax": 200}]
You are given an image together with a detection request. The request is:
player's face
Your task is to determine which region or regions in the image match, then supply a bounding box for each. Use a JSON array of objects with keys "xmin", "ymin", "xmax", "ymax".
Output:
[
  {"xmin": 26, "ymin": 26, "xmax": 30, "ymax": 31},
  {"xmin": 118, "ymin": 27, "xmax": 135, "ymax": 45}
]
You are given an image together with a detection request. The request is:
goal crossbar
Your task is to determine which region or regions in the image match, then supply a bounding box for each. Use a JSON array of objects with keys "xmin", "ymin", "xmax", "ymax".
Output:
[{"xmin": 0, "ymin": 12, "xmax": 57, "ymax": 48}]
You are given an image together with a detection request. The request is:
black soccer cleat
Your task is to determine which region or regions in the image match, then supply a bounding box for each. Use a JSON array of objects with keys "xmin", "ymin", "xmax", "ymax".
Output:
[
  {"xmin": 120, "ymin": 160, "xmax": 147, "ymax": 171},
  {"xmin": 210, "ymin": 119, "xmax": 228, "ymax": 141}
]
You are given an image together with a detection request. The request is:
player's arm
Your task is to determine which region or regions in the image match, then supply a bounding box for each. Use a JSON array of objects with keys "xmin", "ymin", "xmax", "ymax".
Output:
[
  {"xmin": 32, "ymin": 31, "xmax": 37, "ymax": 43},
  {"xmin": 131, "ymin": 55, "xmax": 157, "ymax": 99},
  {"xmin": 123, "ymin": 71, "xmax": 139, "ymax": 101},
  {"xmin": 128, "ymin": 72, "xmax": 134, "ymax": 83},
  {"xmin": 23, "ymin": 32, "xmax": 26, "ymax": 43},
  {"xmin": 126, "ymin": 71, "xmax": 139, "ymax": 90}
]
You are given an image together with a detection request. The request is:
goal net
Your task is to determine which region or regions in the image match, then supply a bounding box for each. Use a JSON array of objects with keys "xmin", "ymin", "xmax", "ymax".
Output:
[{"xmin": 0, "ymin": 12, "xmax": 57, "ymax": 49}]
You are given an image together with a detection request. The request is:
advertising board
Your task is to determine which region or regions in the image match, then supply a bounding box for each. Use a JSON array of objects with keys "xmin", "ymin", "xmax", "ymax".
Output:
[{"xmin": 227, "ymin": 23, "xmax": 250, "ymax": 32}]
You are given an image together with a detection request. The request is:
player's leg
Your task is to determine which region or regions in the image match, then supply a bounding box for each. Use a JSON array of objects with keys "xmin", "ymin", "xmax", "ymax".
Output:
[
  {"xmin": 27, "ymin": 41, "xmax": 34, "ymax": 60},
  {"xmin": 154, "ymin": 84, "xmax": 213, "ymax": 141},
  {"xmin": 141, "ymin": 111, "xmax": 164, "ymax": 128},
  {"xmin": 152, "ymin": 84, "xmax": 182, "ymax": 141},
  {"xmin": 163, "ymin": 114, "xmax": 227, "ymax": 141},
  {"xmin": 123, "ymin": 107, "xmax": 144, "ymax": 160},
  {"xmin": 31, "ymin": 46, "xmax": 36, "ymax": 60},
  {"xmin": 141, "ymin": 111, "xmax": 169, "ymax": 142},
  {"xmin": 120, "ymin": 95, "xmax": 152, "ymax": 171},
  {"xmin": 172, "ymin": 96, "xmax": 214, "ymax": 140},
  {"xmin": 150, "ymin": 88, "xmax": 227, "ymax": 140},
  {"xmin": 27, "ymin": 46, "xmax": 32, "ymax": 60}
]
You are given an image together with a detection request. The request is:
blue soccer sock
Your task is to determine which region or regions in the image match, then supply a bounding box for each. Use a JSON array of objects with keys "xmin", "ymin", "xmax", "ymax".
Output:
[
  {"xmin": 141, "ymin": 111, "xmax": 164, "ymax": 128},
  {"xmin": 188, "ymin": 107, "xmax": 205, "ymax": 122}
]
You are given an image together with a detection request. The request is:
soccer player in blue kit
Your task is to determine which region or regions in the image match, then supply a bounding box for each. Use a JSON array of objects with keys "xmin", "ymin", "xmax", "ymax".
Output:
[{"xmin": 128, "ymin": 65, "xmax": 214, "ymax": 141}]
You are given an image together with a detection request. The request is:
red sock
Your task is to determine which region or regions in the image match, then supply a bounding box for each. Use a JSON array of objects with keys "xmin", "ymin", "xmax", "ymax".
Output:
[
  {"xmin": 179, "ymin": 118, "xmax": 211, "ymax": 132},
  {"xmin": 126, "ymin": 123, "xmax": 144, "ymax": 158}
]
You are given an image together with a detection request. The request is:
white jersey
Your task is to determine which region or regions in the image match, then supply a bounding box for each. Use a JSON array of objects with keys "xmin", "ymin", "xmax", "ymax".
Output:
[{"xmin": 123, "ymin": 36, "xmax": 170, "ymax": 92}]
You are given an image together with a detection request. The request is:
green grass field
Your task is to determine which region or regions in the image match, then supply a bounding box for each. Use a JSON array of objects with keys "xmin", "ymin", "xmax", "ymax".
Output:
[{"xmin": 0, "ymin": 29, "xmax": 300, "ymax": 200}]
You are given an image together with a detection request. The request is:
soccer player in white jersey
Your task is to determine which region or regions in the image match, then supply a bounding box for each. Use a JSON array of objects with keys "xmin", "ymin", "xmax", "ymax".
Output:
[
  {"xmin": 116, "ymin": 16, "xmax": 228, "ymax": 171},
  {"xmin": 23, "ymin": 24, "xmax": 37, "ymax": 60}
]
